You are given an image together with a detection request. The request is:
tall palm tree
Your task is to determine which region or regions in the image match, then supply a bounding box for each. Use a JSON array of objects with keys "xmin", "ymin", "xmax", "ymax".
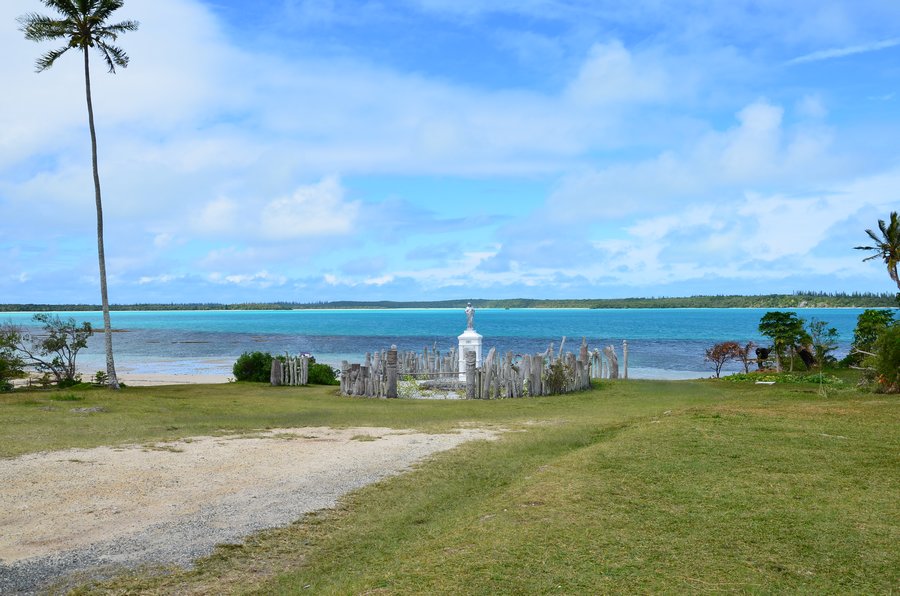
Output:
[
  {"xmin": 855, "ymin": 211, "xmax": 900, "ymax": 293},
  {"xmin": 19, "ymin": 1, "xmax": 138, "ymax": 389}
]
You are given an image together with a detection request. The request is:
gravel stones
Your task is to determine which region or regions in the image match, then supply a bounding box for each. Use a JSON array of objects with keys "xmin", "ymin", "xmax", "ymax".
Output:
[{"xmin": 0, "ymin": 426, "xmax": 495, "ymax": 594}]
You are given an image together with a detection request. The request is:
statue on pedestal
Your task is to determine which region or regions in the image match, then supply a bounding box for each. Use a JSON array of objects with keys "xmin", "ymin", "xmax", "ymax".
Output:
[{"xmin": 465, "ymin": 302, "xmax": 475, "ymax": 330}]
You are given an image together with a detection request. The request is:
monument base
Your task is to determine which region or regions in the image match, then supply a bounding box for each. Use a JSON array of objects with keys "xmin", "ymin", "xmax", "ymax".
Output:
[{"xmin": 458, "ymin": 329, "xmax": 483, "ymax": 381}]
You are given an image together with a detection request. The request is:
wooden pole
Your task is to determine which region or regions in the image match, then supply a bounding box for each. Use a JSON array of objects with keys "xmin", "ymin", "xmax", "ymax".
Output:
[
  {"xmin": 465, "ymin": 350, "xmax": 476, "ymax": 399},
  {"xmin": 386, "ymin": 345, "xmax": 398, "ymax": 398}
]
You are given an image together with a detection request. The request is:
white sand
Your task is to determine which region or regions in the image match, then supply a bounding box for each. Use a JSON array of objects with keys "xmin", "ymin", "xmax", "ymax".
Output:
[{"xmin": 116, "ymin": 372, "xmax": 231, "ymax": 386}]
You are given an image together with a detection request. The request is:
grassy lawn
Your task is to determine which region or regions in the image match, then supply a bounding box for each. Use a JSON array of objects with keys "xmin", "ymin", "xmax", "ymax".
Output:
[{"xmin": 2, "ymin": 379, "xmax": 898, "ymax": 594}]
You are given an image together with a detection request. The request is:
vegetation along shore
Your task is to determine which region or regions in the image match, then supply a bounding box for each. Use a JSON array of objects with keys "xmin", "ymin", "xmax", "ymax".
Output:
[{"xmin": 0, "ymin": 291, "xmax": 896, "ymax": 312}]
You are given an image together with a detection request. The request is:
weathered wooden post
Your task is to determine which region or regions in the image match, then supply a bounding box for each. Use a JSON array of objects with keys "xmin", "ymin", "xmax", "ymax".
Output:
[
  {"xmin": 576, "ymin": 359, "xmax": 585, "ymax": 390},
  {"xmin": 386, "ymin": 345, "xmax": 398, "ymax": 398},
  {"xmin": 604, "ymin": 345, "xmax": 619, "ymax": 380},
  {"xmin": 271, "ymin": 359, "xmax": 283, "ymax": 386},
  {"xmin": 349, "ymin": 364, "xmax": 360, "ymax": 395},
  {"xmin": 465, "ymin": 350, "xmax": 476, "ymax": 399},
  {"xmin": 623, "ymin": 340, "xmax": 629, "ymax": 380},
  {"xmin": 340, "ymin": 361, "xmax": 349, "ymax": 394},
  {"xmin": 591, "ymin": 349, "xmax": 601, "ymax": 379},
  {"xmin": 522, "ymin": 355, "xmax": 531, "ymax": 396}
]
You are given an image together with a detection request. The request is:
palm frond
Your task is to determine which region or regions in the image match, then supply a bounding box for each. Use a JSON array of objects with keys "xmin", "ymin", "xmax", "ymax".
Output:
[
  {"xmin": 864, "ymin": 228, "xmax": 884, "ymax": 245},
  {"xmin": 35, "ymin": 46, "xmax": 72, "ymax": 72},
  {"xmin": 17, "ymin": 13, "xmax": 70, "ymax": 42},
  {"xmin": 91, "ymin": 0, "xmax": 126, "ymax": 24},
  {"xmin": 41, "ymin": 0, "xmax": 80, "ymax": 21},
  {"xmin": 98, "ymin": 19, "xmax": 139, "ymax": 37},
  {"xmin": 96, "ymin": 41, "xmax": 129, "ymax": 73}
]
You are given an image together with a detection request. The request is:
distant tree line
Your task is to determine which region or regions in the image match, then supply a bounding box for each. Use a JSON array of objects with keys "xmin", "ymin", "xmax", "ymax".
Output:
[{"xmin": 0, "ymin": 292, "xmax": 896, "ymax": 312}]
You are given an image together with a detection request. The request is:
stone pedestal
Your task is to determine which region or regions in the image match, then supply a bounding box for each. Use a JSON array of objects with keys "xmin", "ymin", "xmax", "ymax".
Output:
[{"xmin": 458, "ymin": 328, "xmax": 483, "ymax": 381}]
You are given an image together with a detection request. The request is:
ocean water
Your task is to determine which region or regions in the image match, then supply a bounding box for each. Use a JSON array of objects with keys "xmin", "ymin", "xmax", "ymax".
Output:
[{"xmin": 0, "ymin": 308, "xmax": 877, "ymax": 380}]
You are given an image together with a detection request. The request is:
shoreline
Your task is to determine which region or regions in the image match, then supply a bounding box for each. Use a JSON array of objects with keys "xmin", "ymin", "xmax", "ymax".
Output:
[{"xmin": 115, "ymin": 372, "xmax": 231, "ymax": 386}]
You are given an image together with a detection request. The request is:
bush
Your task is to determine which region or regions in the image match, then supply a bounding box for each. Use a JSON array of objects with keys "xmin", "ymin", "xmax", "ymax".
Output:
[
  {"xmin": 544, "ymin": 360, "xmax": 569, "ymax": 394},
  {"xmin": 843, "ymin": 309, "xmax": 895, "ymax": 366},
  {"xmin": 874, "ymin": 325, "xmax": 900, "ymax": 393},
  {"xmin": 308, "ymin": 361, "xmax": 339, "ymax": 385},
  {"xmin": 232, "ymin": 351, "xmax": 274, "ymax": 382}
]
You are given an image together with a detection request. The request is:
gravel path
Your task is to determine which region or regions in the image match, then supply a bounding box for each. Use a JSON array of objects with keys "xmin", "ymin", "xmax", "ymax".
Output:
[{"xmin": 0, "ymin": 427, "xmax": 496, "ymax": 594}]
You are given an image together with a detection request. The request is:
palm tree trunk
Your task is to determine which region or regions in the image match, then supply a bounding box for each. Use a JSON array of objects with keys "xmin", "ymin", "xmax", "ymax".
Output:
[{"xmin": 83, "ymin": 49, "xmax": 119, "ymax": 390}]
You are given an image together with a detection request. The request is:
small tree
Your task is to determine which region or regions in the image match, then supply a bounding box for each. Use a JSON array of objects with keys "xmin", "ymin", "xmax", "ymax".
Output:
[
  {"xmin": 736, "ymin": 341, "xmax": 756, "ymax": 373},
  {"xmin": 705, "ymin": 341, "xmax": 742, "ymax": 378},
  {"xmin": 807, "ymin": 318, "xmax": 839, "ymax": 368},
  {"xmin": 873, "ymin": 325, "xmax": 900, "ymax": 393},
  {"xmin": 846, "ymin": 309, "xmax": 896, "ymax": 366},
  {"xmin": 0, "ymin": 323, "xmax": 26, "ymax": 391},
  {"xmin": 16, "ymin": 314, "xmax": 93, "ymax": 386},
  {"xmin": 759, "ymin": 311, "xmax": 809, "ymax": 372}
]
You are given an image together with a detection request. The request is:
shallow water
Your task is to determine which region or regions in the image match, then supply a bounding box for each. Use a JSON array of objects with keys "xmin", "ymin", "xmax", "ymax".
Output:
[{"xmin": 1, "ymin": 308, "xmax": 877, "ymax": 380}]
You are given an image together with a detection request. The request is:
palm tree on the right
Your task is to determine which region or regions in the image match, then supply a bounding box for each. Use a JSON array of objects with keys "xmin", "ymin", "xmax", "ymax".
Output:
[{"xmin": 855, "ymin": 211, "xmax": 900, "ymax": 297}]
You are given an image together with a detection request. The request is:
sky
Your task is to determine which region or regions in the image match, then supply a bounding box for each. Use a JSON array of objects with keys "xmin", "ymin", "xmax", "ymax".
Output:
[{"xmin": 1, "ymin": 0, "xmax": 899, "ymax": 304}]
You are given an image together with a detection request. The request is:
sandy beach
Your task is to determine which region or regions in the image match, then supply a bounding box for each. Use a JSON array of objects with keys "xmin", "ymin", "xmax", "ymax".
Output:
[{"xmin": 114, "ymin": 372, "xmax": 232, "ymax": 386}]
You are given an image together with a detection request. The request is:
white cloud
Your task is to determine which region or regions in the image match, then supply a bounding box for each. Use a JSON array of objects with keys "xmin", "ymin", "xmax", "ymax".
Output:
[
  {"xmin": 796, "ymin": 95, "xmax": 827, "ymax": 119},
  {"xmin": 364, "ymin": 275, "xmax": 395, "ymax": 286},
  {"xmin": 786, "ymin": 38, "xmax": 900, "ymax": 65},
  {"xmin": 214, "ymin": 271, "xmax": 287, "ymax": 288},
  {"xmin": 153, "ymin": 233, "xmax": 174, "ymax": 248},
  {"xmin": 546, "ymin": 98, "xmax": 837, "ymax": 220},
  {"xmin": 719, "ymin": 101, "xmax": 783, "ymax": 179},
  {"xmin": 260, "ymin": 177, "xmax": 359, "ymax": 239},
  {"xmin": 195, "ymin": 197, "xmax": 239, "ymax": 234},
  {"xmin": 566, "ymin": 41, "xmax": 668, "ymax": 106},
  {"xmin": 138, "ymin": 274, "xmax": 180, "ymax": 285}
]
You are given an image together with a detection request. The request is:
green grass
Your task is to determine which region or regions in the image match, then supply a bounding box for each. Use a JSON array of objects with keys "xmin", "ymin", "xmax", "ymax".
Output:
[{"xmin": 4, "ymin": 380, "xmax": 898, "ymax": 594}]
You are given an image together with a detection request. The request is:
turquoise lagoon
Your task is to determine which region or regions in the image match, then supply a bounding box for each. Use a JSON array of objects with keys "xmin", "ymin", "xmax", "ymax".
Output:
[{"xmin": 1, "ymin": 308, "xmax": 877, "ymax": 380}]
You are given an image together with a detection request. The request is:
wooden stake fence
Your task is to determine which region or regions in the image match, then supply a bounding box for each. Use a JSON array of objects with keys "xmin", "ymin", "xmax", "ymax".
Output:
[
  {"xmin": 340, "ymin": 338, "xmax": 629, "ymax": 399},
  {"xmin": 270, "ymin": 354, "xmax": 309, "ymax": 386}
]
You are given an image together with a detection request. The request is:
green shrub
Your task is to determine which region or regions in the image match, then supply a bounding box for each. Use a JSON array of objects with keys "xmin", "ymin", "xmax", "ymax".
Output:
[
  {"xmin": 874, "ymin": 325, "xmax": 900, "ymax": 393},
  {"xmin": 57, "ymin": 375, "xmax": 83, "ymax": 389},
  {"xmin": 544, "ymin": 360, "xmax": 569, "ymax": 394},
  {"xmin": 233, "ymin": 351, "xmax": 274, "ymax": 383},
  {"xmin": 308, "ymin": 361, "xmax": 339, "ymax": 385}
]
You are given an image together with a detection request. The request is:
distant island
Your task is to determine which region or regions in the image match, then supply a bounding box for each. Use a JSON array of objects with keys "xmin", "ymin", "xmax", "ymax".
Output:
[{"xmin": 0, "ymin": 292, "xmax": 896, "ymax": 312}]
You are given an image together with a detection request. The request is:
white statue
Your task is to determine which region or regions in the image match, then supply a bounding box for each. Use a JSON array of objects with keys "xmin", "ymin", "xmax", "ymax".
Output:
[{"xmin": 465, "ymin": 302, "xmax": 475, "ymax": 330}]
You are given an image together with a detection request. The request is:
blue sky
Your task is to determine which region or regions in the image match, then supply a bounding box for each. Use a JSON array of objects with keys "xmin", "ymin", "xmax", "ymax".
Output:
[{"xmin": 1, "ymin": 0, "xmax": 899, "ymax": 303}]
